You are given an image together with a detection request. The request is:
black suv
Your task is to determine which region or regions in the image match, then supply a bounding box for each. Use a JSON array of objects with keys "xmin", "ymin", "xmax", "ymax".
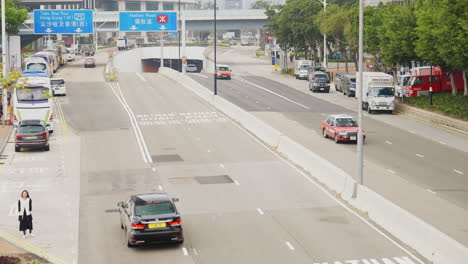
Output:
[
  {"xmin": 15, "ymin": 120, "xmax": 50, "ymax": 152},
  {"xmin": 309, "ymin": 72, "xmax": 331, "ymax": 93},
  {"xmin": 118, "ymin": 193, "xmax": 183, "ymax": 247}
]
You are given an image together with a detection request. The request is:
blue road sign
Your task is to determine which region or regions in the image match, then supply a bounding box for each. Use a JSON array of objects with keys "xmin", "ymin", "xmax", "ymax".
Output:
[
  {"xmin": 119, "ymin": 12, "xmax": 178, "ymax": 32},
  {"xmin": 34, "ymin": 10, "xmax": 94, "ymax": 34}
]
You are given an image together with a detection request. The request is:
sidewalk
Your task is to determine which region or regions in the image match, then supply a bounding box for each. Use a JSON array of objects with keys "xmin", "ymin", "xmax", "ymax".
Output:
[
  {"xmin": 204, "ymin": 46, "xmax": 468, "ymax": 248},
  {"xmin": 0, "ymin": 237, "xmax": 49, "ymax": 264}
]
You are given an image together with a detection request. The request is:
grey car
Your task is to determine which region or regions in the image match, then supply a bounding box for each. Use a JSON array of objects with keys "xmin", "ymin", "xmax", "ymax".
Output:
[
  {"xmin": 15, "ymin": 120, "xmax": 50, "ymax": 152},
  {"xmin": 186, "ymin": 64, "xmax": 197, "ymax": 72}
]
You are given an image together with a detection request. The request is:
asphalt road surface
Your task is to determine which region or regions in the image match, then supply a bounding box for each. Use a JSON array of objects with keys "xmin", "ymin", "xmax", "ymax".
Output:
[
  {"xmin": 57, "ymin": 51, "xmax": 427, "ymax": 263},
  {"xmin": 189, "ymin": 69, "xmax": 468, "ymax": 212}
]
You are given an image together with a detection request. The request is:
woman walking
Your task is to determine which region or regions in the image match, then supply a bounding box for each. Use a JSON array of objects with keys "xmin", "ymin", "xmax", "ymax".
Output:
[{"xmin": 18, "ymin": 190, "xmax": 34, "ymax": 239}]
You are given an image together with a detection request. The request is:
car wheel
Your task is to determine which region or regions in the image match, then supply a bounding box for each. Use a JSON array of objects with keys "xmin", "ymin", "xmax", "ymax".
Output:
[
  {"xmin": 368, "ymin": 107, "xmax": 373, "ymax": 114},
  {"xmin": 126, "ymin": 232, "xmax": 135, "ymax": 248},
  {"xmin": 120, "ymin": 222, "xmax": 124, "ymax": 230},
  {"xmin": 323, "ymin": 129, "xmax": 328, "ymax": 138},
  {"xmin": 44, "ymin": 145, "xmax": 50, "ymax": 151},
  {"xmin": 343, "ymin": 90, "xmax": 346, "ymax": 96},
  {"xmin": 334, "ymin": 134, "xmax": 340, "ymax": 143},
  {"xmin": 15, "ymin": 146, "xmax": 20, "ymax": 152},
  {"xmin": 176, "ymin": 239, "xmax": 184, "ymax": 245}
]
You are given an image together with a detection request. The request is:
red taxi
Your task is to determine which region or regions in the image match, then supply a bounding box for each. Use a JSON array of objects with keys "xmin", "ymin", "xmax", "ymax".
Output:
[
  {"xmin": 321, "ymin": 114, "xmax": 365, "ymax": 143},
  {"xmin": 216, "ymin": 65, "xmax": 232, "ymax": 80}
]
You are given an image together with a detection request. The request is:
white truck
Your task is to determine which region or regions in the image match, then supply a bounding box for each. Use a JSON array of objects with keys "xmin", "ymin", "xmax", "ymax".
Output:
[
  {"xmin": 294, "ymin": 60, "xmax": 312, "ymax": 80},
  {"xmin": 117, "ymin": 38, "xmax": 128, "ymax": 50},
  {"xmin": 357, "ymin": 72, "xmax": 395, "ymax": 114}
]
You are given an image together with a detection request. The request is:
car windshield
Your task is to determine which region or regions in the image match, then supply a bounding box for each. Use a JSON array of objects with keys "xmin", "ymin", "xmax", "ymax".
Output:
[
  {"xmin": 188, "ymin": 64, "xmax": 196, "ymax": 67},
  {"xmin": 350, "ymin": 78, "xmax": 356, "ymax": 83},
  {"xmin": 370, "ymin": 87, "xmax": 394, "ymax": 97},
  {"xmin": 135, "ymin": 202, "xmax": 175, "ymax": 216},
  {"xmin": 300, "ymin": 65, "xmax": 310, "ymax": 70},
  {"xmin": 27, "ymin": 63, "xmax": 47, "ymax": 71},
  {"xmin": 86, "ymin": 58, "xmax": 94, "ymax": 61},
  {"xmin": 335, "ymin": 118, "xmax": 358, "ymax": 127},
  {"xmin": 315, "ymin": 74, "xmax": 329, "ymax": 79},
  {"xmin": 19, "ymin": 125, "xmax": 45, "ymax": 133},
  {"xmin": 218, "ymin": 67, "xmax": 229, "ymax": 71},
  {"xmin": 51, "ymin": 80, "xmax": 64, "ymax": 86},
  {"xmin": 17, "ymin": 87, "xmax": 50, "ymax": 101}
]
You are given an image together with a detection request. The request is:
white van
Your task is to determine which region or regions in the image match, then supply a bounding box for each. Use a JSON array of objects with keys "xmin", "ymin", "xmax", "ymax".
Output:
[
  {"xmin": 37, "ymin": 51, "xmax": 58, "ymax": 73},
  {"xmin": 357, "ymin": 72, "xmax": 395, "ymax": 114},
  {"xmin": 51, "ymin": 78, "xmax": 66, "ymax": 96},
  {"xmin": 14, "ymin": 77, "xmax": 54, "ymax": 133},
  {"xmin": 24, "ymin": 57, "xmax": 52, "ymax": 77}
]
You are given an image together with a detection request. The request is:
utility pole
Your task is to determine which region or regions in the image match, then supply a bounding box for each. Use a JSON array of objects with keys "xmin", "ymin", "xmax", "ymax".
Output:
[
  {"xmin": 160, "ymin": 0, "xmax": 164, "ymax": 69},
  {"xmin": 355, "ymin": 0, "xmax": 364, "ymax": 195},
  {"xmin": 213, "ymin": 0, "xmax": 217, "ymax": 95},
  {"xmin": 323, "ymin": 0, "xmax": 327, "ymax": 69},
  {"xmin": 1, "ymin": 0, "xmax": 8, "ymax": 125}
]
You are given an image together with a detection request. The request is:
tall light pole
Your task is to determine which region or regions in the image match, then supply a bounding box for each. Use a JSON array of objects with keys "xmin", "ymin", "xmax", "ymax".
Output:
[
  {"xmin": 1, "ymin": 0, "xmax": 7, "ymax": 125},
  {"xmin": 322, "ymin": 0, "xmax": 327, "ymax": 69},
  {"xmin": 356, "ymin": 0, "xmax": 364, "ymax": 190},
  {"xmin": 213, "ymin": 0, "xmax": 217, "ymax": 95},
  {"xmin": 178, "ymin": 0, "xmax": 181, "ymax": 72}
]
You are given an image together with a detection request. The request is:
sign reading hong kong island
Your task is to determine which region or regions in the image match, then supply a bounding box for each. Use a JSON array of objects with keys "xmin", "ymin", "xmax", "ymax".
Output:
[
  {"xmin": 33, "ymin": 9, "xmax": 94, "ymax": 34},
  {"xmin": 119, "ymin": 12, "xmax": 178, "ymax": 32}
]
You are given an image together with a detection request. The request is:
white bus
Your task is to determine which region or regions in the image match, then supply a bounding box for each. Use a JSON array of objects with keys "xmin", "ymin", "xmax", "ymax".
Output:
[{"xmin": 13, "ymin": 77, "xmax": 54, "ymax": 133}]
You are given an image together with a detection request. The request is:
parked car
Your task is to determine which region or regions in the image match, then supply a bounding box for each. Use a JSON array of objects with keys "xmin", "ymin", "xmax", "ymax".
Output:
[
  {"xmin": 396, "ymin": 75, "xmax": 411, "ymax": 97},
  {"xmin": 216, "ymin": 65, "xmax": 232, "ymax": 80},
  {"xmin": 309, "ymin": 72, "xmax": 331, "ymax": 93},
  {"xmin": 186, "ymin": 64, "xmax": 198, "ymax": 73},
  {"xmin": 342, "ymin": 74, "xmax": 356, "ymax": 97},
  {"xmin": 118, "ymin": 193, "xmax": 183, "ymax": 247},
  {"xmin": 295, "ymin": 64, "xmax": 311, "ymax": 80},
  {"xmin": 15, "ymin": 120, "xmax": 50, "ymax": 152},
  {"xmin": 321, "ymin": 114, "xmax": 365, "ymax": 143},
  {"xmin": 307, "ymin": 66, "xmax": 326, "ymax": 81},
  {"xmin": 334, "ymin": 72, "xmax": 351, "ymax": 93},
  {"xmin": 51, "ymin": 78, "xmax": 66, "ymax": 96},
  {"xmin": 84, "ymin": 57, "xmax": 96, "ymax": 68},
  {"xmin": 66, "ymin": 48, "xmax": 76, "ymax": 62}
]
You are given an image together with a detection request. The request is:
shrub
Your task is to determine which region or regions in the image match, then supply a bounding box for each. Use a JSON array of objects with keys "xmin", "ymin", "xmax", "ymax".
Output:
[{"xmin": 404, "ymin": 91, "xmax": 468, "ymax": 121}]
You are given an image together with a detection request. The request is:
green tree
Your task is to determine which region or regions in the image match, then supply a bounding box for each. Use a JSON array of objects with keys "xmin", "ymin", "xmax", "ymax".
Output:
[
  {"xmin": 251, "ymin": 0, "xmax": 270, "ymax": 9},
  {"xmin": 316, "ymin": 4, "xmax": 350, "ymax": 71},
  {"xmin": 378, "ymin": 3, "xmax": 417, "ymax": 77},
  {"xmin": 0, "ymin": 0, "xmax": 29, "ymax": 35},
  {"xmin": 415, "ymin": 0, "xmax": 467, "ymax": 95}
]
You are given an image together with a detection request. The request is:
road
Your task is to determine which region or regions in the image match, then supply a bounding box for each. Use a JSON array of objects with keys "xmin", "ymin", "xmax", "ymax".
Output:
[
  {"xmin": 55, "ymin": 52, "xmax": 426, "ymax": 263},
  {"xmin": 191, "ymin": 48, "xmax": 468, "ymax": 213}
]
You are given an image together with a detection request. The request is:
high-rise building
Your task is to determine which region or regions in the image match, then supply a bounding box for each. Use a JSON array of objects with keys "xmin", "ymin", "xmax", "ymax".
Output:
[{"xmin": 19, "ymin": 0, "xmax": 84, "ymax": 10}]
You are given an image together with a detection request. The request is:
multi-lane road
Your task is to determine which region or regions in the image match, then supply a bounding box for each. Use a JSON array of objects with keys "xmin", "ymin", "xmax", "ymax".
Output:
[{"xmin": 60, "ymin": 51, "xmax": 426, "ymax": 263}]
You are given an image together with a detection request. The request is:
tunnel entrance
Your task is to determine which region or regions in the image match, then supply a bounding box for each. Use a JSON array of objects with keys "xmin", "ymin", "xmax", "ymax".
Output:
[{"xmin": 141, "ymin": 59, "xmax": 204, "ymax": 73}]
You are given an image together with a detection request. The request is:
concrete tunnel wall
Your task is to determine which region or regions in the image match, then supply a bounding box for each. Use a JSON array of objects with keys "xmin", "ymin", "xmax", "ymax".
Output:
[{"xmin": 114, "ymin": 46, "xmax": 206, "ymax": 73}]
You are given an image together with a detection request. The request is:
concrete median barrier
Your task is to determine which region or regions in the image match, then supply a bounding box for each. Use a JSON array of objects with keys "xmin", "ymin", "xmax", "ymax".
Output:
[{"xmin": 160, "ymin": 67, "xmax": 468, "ymax": 264}]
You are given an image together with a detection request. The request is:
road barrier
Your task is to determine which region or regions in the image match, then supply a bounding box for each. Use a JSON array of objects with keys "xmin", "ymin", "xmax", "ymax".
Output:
[{"xmin": 160, "ymin": 67, "xmax": 468, "ymax": 264}]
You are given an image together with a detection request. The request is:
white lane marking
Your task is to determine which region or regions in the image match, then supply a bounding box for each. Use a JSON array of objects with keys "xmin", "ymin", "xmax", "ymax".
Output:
[
  {"xmin": 256, "ymin": 101, "xmax": 259, "ymax": 103},
  {"xmin": 193, "ymin": 248, "xmax": 198, "ymax": 256},
  {"xmin": 158, "ymin": 185, "xmax": 163, "ymax": 191},
  {"xmin": 285, "ymin": 241, "xmax": 295, "ymax": 251},
  {"xmin": 385, "ymin": 141, "xmax": 393, "ymax": 145},
  {"xmin": 136, "ymin": 72, "xmax": 147, "ymax": 82},
  {"xmin": 427, "ymin": 189, "xmax": 437, "ymax": 195},
  {"xmin": 453, "ymin": 169, "xmax": 464, "ymax": 175},
  {"xmin": 182, "ymin": 247, "xmax": 189, "ymax": 256},
  {"xmin": 152, "ymin": 168, "xmax": 156, "ymax": 172},
  {"xmin": 439, "ymin": 141, "xmax": 447, "ymax": 145},
  {"xmin": 219, "ymin": 163, "xmax": 225, "ymax": 168},
  {"xmin": 195, "ymin": 73, "xmax": 208, "ymax": 79},
  {"xmin": 320, "ymin": 113, "xmax": 326, "ymax": 117},
  {"xmin": 416, "ymin": 154, "xmax": 424, "ymax": 158},
  {"xmin": 387, "ymin": 169, "xmax": 396, "ymax": 174},
  {"xmin": 222, "ymin": 110, "xmax": 425, "ymax": 264},
  {"xmin": 234, "ymin": 76, "xmax": 310, "ymax": 109},
  {"xmin": 109, "ymin": 83, "xmax": 152, "ymax": 163},
  {"xmin": 409, "ymin": 130, "xmax": 416, "ymax": 134},
  {"xmin": 207, "ymin": 149, "xmax": 211, "ymax": 153},
  {"xmin": 233, "ymin": 180, "xmax": 240, "ymax": 186},
  {"xmin": 196, "ymin": 137, "xmax": 200, "ymax": 141},
  {"xmin": 256, "ymin": 208, "xmax": 264, "ymax": 215}
]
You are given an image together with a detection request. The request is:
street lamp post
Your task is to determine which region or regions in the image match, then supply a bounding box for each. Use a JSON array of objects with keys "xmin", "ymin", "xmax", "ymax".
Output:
[
  {"xmin": 1, "ymin": 0, "xmax": 8, "ymax": 125},
  {"xmin": 322, "ymin": 0, "xmax": 327, "ymax": 69},
  {"xmin": 356, "ymin": 0, "xmax": 364, "ymax": 191},
  {"xmin": 213, "ymin": 0, "xmax": 217, "ymax": 95},
  {"xmin": 178, "ymin": 0, "xmax": 181, "ymax": 72}
]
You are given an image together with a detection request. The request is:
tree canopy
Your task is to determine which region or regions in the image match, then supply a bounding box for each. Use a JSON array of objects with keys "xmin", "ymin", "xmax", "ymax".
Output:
[{"xmin": 0, "ymin": 0, "xmax": 29, "ymax": 35}]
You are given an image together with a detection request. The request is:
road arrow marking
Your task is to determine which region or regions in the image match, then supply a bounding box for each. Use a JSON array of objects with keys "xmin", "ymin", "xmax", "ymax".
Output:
[
  {"xmin": 75, "ymin": 28, "xmax": 83, "ymax": 33},
  {"xmin": 45, "ymin": 28, "xmax": 53, "ymax": 33},
  {"xmin": 160, "ymin": 25, "xmax": 167, "ymax": 30},
  {"xmin": 130, "ymin": 25, "xmax": 138, "ymax": 30}
]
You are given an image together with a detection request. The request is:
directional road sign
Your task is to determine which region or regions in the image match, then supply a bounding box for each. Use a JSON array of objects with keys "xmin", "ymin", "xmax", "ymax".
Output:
[
  {"xmin": 119, "ymin": 12, "xmax": 178, "ymax": 32},
  {"xmin": 33, "ymin": 10, "xmax": 94, "ymax": 34}
]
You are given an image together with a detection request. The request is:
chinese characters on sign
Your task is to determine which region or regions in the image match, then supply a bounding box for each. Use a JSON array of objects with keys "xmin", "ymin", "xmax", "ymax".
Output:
[
  {"xmin": 33, "ymin": 10, "xmax": 94, "ymax": 34},
  {"xmin": 119, "ymin": 12, "xmax": 178, "ymax": 32}
]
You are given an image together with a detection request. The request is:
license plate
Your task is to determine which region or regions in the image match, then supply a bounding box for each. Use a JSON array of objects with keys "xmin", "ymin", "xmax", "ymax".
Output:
[
  {"xmin": 350, "ymin": 136, "xmax": 356, "ymax": 140},
  {"xmin": 320, "ymin": 88, "xmax": 324, "ymax": 90},
  {"xmin": 25, "ymin": 136, "xmax": 37, "ymax": 139},
  {"xmin": 148, "ymin": 223, "xmax": 166, "ymax": 229}
]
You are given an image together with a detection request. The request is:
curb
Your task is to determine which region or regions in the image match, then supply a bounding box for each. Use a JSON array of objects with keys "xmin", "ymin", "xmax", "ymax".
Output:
[
  {"xmin": 160, "ymin": 67, "xmax": 468, "ymax": 264},
  {"xmin": 0, "ymin": 125, "xmax": 13, "ymax": 155}
]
